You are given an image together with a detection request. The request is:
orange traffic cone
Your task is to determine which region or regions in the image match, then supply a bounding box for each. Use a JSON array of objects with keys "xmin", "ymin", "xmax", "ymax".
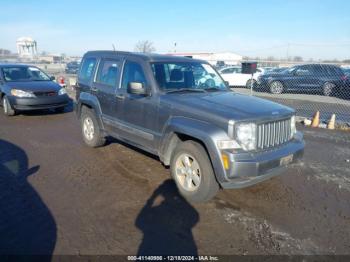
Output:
[
  {"xmin": 311, "ymin": 111, "xmax": 320, "ymax": 128},
  {"xmin": 327, "ymin": 114, "xmax": 336, "ymax": 130}
]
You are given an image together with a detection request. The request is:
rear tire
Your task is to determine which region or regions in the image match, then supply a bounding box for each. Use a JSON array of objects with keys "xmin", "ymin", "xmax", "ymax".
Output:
[
  {"xmin": 323, "ymin": 82, "xmax": 334, "ymax": 96},
  {"xmin": 269, "ymin": 81, "xmax": 284, "ymax": 94},
  {"xmin": 2, "ymin": 96, "xmax": 15, "ymax": 116},
  {"xmin": 170, "ymin": 140, "xmax": 219, "ymax": 203},
  {"xmin": 80, "ymin": 107, "xmax": 106, "ymax": 147}
]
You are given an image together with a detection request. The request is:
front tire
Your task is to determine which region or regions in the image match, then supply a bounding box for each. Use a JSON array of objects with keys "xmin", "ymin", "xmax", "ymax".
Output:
[
  {"xmin": 170, "ymin": 141, "xmax": 219, "ymax": 203},
  {"xmin": 2, "ymin": 96, "xmax": 15, "ymax": 116},
  {"xmin": 269, "ymin": 81, "xmax": 284, "ymax": 94},
  {"xmin": 80, "ymin": 107, "xmax": 106, "ymax": 147}
]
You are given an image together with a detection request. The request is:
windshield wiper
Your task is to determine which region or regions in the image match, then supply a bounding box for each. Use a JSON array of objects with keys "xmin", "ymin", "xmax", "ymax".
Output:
[{"xmin": 166, "ymin": 88, "xmax": 206, "ymax": 93}]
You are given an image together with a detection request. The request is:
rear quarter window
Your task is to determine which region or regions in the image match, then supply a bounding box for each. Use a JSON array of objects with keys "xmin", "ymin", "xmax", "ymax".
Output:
[{"xmin": 79, "ymin": 57, "xmax": 97, "ymax": 83}]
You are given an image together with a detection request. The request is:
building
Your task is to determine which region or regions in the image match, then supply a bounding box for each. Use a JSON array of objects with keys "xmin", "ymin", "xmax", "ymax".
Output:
[
  {"xmin": 167, "ymin": 52, "xmax": 243, "ymax": 66},
  {"xmin": 16, "ymin": 37, "xmax": 37, "ymax": 58}
]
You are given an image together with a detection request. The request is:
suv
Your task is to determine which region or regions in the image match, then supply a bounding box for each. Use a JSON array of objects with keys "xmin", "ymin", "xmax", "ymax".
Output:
[
  {"xmin": 65, "ymin": 61, "xmax": 81, "ymax": 74},
  {"xmin": 256, "ymin": 64, "xmax": 348, "ymax": 96},
  {"xmin": 75, "ymin": 51, "xmax": 304, "ymax": 202}
]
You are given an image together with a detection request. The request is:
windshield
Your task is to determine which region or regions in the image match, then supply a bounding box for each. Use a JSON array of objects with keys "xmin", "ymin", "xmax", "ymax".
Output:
[
  {"xmin": 284, "ymin": 67, "xmax": 297, "ymax": 74},
  {"xmin": 2, "ymin": 66, "xmax": 51, "ymax": 82},
  {"xmin": 151, "ymin": 62, "xmax": 228, "ymax": 91}
]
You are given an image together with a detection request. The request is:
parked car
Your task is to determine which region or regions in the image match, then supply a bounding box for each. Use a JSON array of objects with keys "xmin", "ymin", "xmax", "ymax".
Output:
[
  {"xmin": 219, "ymin": 66, "xmax": 264, "ymax": 88},
  {"xmin": 256, "ymin": 64, "xmax": 348, "ymax": 96},
  {"xmin": 75, "ymin": 51, "xmax": 304, "ymax": 203},
  {"xmin": 0, "ymin": 64, "xmax": 70, "ymax": 116},
  {"xmin": 65, "ymin": 61, "xmax": 81, "ymax": 74},
  {"xmin": 269, "ymin": 67, "xmax": 288, "ymax": 73},
  {"xmin": 342, "ymin": 67, "xmax": 350, "ymax": 77}
]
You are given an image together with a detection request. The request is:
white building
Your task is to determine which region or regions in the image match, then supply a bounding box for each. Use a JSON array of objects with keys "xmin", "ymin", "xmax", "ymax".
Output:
[
  {"xmin": 167, "ymin": 52, "xmax": 243, "ymax": 65},
  {"xmin": 16, "ymin": 37, "xmax": 37, "ymax": 58}
]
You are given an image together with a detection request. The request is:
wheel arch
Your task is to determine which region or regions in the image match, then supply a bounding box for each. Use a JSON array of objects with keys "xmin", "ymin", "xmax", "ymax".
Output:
[
  {"xmin": 77, "ymin": 92, "xmax": 105, "ymax": 130},
  {"xmin": 159, "ymin": 117, "xmax": 230, "ymax": 184}
]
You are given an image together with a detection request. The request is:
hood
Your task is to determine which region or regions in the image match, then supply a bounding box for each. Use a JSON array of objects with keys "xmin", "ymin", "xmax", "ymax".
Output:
[
  {"xmin": 5, "ymin": 81, "xmax": 61, "ymax": 92},
  {"xmin": 162, "ymin": 91, "xmax": 293, "ymax": 122}
]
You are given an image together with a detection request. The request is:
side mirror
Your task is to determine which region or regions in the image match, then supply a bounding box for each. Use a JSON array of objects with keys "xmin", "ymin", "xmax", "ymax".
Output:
[
  {"xmin": 127, "ymin": 82, "xmax": 148, "ymax": 95},
  {"xmin": 224, "ymin": 81, "xmax": 230, "ymax": 86},
  {"xmin": 50, "ymin": 76, "xmax": 56, "ymax": 81}
]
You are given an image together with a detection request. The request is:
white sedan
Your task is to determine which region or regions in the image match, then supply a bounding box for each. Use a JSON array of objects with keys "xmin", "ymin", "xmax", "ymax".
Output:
[{"xmin": 219, "ymin": 66, "xmax": 264, "ymax": 88}]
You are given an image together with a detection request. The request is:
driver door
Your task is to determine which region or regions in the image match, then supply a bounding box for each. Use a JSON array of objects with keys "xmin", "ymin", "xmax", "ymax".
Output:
[{"xmin": 113, "ymin": 60, "xmax": 158, "ymax": 152}]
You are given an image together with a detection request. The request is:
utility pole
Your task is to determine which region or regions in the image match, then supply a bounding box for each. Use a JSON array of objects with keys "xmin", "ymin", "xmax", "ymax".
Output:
[
  {"xmin": 174, "ymin": 42, "xmax": 177, "ymax": 53},
  {"xmin": 286, "ymin": 43, "xmax": 290, "ymax": 61}
]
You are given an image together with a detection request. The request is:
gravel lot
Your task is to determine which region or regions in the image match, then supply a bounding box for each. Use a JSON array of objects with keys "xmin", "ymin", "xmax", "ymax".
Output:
[{"xmin": 0, "ymin": 107, "xmax": 349, "ymax": 257}]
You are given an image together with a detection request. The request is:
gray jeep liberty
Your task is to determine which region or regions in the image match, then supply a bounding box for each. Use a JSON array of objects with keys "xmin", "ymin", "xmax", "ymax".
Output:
[{"xmin": 75, "ymin": 51, "xmax": 304, "ymax": 202}]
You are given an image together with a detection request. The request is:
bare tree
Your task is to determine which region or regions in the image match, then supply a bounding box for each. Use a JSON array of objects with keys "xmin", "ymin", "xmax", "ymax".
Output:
[{"xmin": 134, "ymin": 40, "xmax": 156, "ymax": 53}]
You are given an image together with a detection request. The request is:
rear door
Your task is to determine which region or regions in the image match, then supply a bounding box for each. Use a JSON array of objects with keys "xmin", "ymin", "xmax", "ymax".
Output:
[
  {"xmin": 291, "ymin": 65, "xmax": 315, "ymax": 91},
  {"xmin": 77, "ymin": 57, "xmax": 97, "ymax": 95},
  {"xmin": 91, "ymin": 58, "xmax": 121, "ymax": 116}
]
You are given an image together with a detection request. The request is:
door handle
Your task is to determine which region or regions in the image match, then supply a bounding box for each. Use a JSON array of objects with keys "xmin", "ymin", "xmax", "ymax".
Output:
[{"xmin": 116, "ymin": 94, "xmax": 125, "ymax": 100}]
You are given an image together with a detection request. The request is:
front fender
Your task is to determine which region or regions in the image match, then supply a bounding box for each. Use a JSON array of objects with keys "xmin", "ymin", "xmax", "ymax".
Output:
[{"xmin": 160, "ymin": 117, "xmax": 231, "ymax": 184}]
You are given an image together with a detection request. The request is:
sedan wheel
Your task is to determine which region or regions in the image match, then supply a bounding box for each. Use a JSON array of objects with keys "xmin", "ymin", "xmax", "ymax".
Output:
[
  {"xmin": 2, "ymin": 96, "xmax": 15, "ymax": 116},
  {"xmin": 270, "ymin": 81, "xmax": 284, "ymax": 94},
  {"xmin": 3, "ymin": 97, "xmax": 8, "ymax": 114},
  {"xmin": 323, "ymin": 82, "xmax": 334, "ymax": 96}
]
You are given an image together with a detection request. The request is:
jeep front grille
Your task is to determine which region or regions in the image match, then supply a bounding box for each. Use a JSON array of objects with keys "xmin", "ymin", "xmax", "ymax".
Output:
[{"xmin": 257, "ymin": 118, "xmax": 292, "ymax": 150}]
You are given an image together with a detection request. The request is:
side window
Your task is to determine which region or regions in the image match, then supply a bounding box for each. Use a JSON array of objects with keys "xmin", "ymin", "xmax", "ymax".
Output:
[
  {"xmin": 295, "ymin": 66, "xmax": 311, "ymax": 76},
  {"xmin": 221, "ymin": 68, "xmax": 231, "ymax": 74},
  {"xmin": 121, "ymin": 62, "xmax": 147, "ymax": 90},
  {"xmin": 79, "ymin": 57, "xmax": 96, "ymax": 82},
  {"xmin": 96, "ymin": 60, "xmax": 119, "ymax": 87}
]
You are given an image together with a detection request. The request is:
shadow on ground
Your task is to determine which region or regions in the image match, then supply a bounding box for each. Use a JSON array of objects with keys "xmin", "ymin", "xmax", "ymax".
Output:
[
  {"xmin": 136, "ymin": 180, "xmax": 199, "ymax": 255},
  {"xmin": 0, "ymin": 139, "xmax": 56, "ymax": 257}
]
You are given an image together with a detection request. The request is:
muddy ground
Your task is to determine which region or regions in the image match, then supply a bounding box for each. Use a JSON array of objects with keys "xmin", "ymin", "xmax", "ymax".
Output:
[{"xmin": 0, "ymin": 106, "xmax": 349, "ymax": 256}]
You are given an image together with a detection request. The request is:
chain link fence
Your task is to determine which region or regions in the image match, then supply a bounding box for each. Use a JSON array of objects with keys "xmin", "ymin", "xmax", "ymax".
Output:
[{"xmin": 210, "ymin": 60, "xmax": 350, "ymax": 126}]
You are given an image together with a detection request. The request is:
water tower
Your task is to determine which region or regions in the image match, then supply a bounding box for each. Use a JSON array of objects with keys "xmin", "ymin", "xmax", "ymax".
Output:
[{"xmin": 16, "ymin": 37, "xmax": 37, "ymax": 58}]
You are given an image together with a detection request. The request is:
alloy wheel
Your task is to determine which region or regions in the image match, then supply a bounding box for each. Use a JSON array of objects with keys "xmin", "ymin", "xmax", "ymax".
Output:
[{"xmin": 175, "ymin": 153, "xmax": 202, "ymax": 192}]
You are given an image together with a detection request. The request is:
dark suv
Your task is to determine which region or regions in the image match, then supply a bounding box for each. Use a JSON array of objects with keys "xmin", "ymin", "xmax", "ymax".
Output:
[
  {"xmin": 75, "ymin": 51, "xmax": 304, "ymax": 202},
  {"xmin": 257, "ymin": 64, "xmax": 348, "ymax": 96}
]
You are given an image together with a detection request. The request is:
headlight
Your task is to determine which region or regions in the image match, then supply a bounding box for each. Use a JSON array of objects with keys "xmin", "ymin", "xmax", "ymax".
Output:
[
  {"xmin": 235, "ymin": 123, "xmax": 257, "ymax": 151},
  {"xmin": 291, "ymin": 115, "xmax": 296, "ymax": 137},
  {"xmin": 58, "ymin": 88, "xmax": 67, "ymax": 95},
  {"xmin": 11, "ymin": 89, "xmax": 35, "ymax": 98}
]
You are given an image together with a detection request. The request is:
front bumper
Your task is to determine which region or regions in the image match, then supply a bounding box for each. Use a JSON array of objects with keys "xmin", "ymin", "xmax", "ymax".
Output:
[
  {"xmin": 8, "ymin": 94, "xmax": 70, "ymax": 111},
  {"xmin": 219, "ymin": 132, "xmax": 304, "ymax": 189}
]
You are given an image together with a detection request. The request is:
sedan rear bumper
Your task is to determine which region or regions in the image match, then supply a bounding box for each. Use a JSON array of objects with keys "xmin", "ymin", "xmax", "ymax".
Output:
[{"xmin": 8, "ymin": 95, "xmax": 70, "ymax": 111}]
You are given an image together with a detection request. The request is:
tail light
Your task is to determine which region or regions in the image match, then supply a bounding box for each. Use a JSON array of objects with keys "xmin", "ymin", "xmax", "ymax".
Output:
[{"xmin": 58, "ymin": 76, "xmax": 65, "ymax": 85}]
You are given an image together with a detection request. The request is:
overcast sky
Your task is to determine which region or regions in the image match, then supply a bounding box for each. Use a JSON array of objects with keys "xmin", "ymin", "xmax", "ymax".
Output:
[{"xmin": 0, "ymin": 0, "xmax": 349, "ymax": 59}]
